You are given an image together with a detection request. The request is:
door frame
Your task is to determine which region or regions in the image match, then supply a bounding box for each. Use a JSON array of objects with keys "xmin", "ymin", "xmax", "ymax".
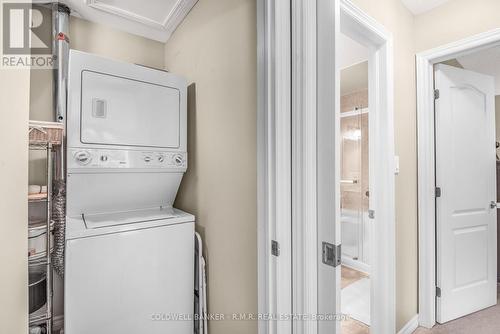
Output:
[
  {"xmin": 295, "ymin": 1, "xmax": 396, "ymax": 333},
  {"xmin": 416, "ymin": 28, "xmax": 500, "ymax": 329},
  {"xmin": 258, "ymin": 1, "xmax": 395, "ymax": 333},
  {"xmin": 257, "ymin": 0, "xmax": 292, "ymax": 333},
  {"xmin": 338, "ymin": 2, "xmax": 396, "ymax": 334}
]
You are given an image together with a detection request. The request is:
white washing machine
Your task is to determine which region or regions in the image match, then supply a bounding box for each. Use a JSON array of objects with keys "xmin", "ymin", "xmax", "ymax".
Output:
[{"xmin": 64, "ymin": 50, "xmax": 194, "ymax": 334}]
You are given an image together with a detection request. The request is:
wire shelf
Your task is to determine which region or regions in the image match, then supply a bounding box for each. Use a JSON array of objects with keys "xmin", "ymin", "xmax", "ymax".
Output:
[
  {"xmin": 27, "ymin": 133, "xmax": 54, "ymax": 333},
  {"xmin": 29, "ymin": 121, "xmax": 63, "ymax": 146},
  {"xmin": 29, "ymin": 303, "xmax": 51, "ymax": 325}
]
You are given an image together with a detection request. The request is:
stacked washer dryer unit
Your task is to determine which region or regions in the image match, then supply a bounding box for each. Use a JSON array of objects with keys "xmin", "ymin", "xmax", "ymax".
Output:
[{"xmin": 64, "ymin": 50, "xmax": 194, "ymax": 334}]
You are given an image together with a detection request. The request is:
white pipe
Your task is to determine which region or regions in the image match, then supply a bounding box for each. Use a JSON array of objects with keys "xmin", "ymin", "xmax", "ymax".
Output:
[{"xmin": 52, "ymin": 3, "xmax": 70, "ymax": 179}]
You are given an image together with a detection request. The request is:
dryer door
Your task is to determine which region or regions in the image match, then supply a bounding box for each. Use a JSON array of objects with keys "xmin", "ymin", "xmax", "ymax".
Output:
[{"xmin": 80, "ymin": 70, "xmax": 180, "ymax": 148}]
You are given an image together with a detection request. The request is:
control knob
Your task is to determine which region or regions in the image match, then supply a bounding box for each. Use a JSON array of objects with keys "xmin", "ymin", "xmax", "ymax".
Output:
[
  {"xmin": 173, "ymin": 154, "xmax": 184, "ymax": 166},
  {"xmin": 75, "ymin": 151, "xmax": 91, "ymax": 165}
]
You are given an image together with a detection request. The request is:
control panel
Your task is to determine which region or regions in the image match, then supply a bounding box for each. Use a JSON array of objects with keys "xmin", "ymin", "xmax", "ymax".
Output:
[{"xmin": 68, "ymin": 149, "xmax": 187, "ymax": 169}]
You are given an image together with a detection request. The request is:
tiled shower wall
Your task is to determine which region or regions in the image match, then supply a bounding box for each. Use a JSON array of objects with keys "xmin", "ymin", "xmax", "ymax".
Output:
[
  {"xmin": 341, "ymin": 89, "xmax": 369, "ymax": 211},
  {"xmin": 341, "ymin": 89, "xmax": 368, "ymax": 112}
]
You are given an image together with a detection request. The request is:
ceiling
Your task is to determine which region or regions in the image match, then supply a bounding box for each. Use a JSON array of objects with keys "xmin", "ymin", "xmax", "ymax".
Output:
[
  {"xmin": 455, "ymin": 46, "xmax": 500, "ymax": 95},
  {"xmin": 339, "ymin": 33, "xmax": 368, "ymax": 96},
  {"xmin": 63, "ymin": 0, "xmax": 198, "ymax": 42},
  {"xmin": 54, "ymin": 0, "xmax": 452, "ymax": 43},
  {"xmin": 57, "ymin": 1, "xmax": 451, "ymax": 43},
  {"xmin": 341, "ymin": 61, "xmax": 368, "ymax": 96},
  {"xmin": 400, "ymin": 0, "xmax": 451, "ymax": 15},
  {"xmin": 339, "ymin": 33, "xmax": 368, "ymax": 70}
]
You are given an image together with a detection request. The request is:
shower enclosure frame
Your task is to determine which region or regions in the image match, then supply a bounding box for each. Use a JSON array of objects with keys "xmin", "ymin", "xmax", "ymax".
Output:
[{"xmin": 340, "ymin": 107, "xmax": 371, "ymax": 274}]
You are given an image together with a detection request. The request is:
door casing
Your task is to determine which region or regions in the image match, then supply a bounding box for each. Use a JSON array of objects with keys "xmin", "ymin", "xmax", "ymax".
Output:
[
  {"xmin": 338, "ymin": 3, "xmax": 396, "ymax": 334},
  {"xmin": 416, "ymin": 28, "xmax": 500, "ymax": 329},
  {"xmin": 257, "ymin": 0, "xmax": 292, "ymax": 333}
]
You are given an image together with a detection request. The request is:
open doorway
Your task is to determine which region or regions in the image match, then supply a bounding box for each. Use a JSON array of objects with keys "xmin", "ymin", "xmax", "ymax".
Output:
[
  {"xmin": 258, "ymin": 1, "xmax": 396, "ymax": 333},
  {"xmin": 330, "ymin": 3, "xmax": 396, "ymax": 331},
  {"xmin": 434, "ymin": 53, "xmax": 499, "ymax": 324},
  {"xmin": 417, "ymin": 30, "xmax": 500, "ymax": 330},
  {"xmin": 339, "ymin": 34, "xmax": 371, "ymax": 334}
]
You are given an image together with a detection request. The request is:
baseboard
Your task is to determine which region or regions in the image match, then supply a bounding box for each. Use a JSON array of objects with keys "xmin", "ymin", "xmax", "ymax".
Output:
[
  {"xmin": 397, "ymin": 314, "xmax": 419, "ymax": 334},
  {"xmin": 53, "ymin": 315, "xmax": 64, "ymax": 332}
]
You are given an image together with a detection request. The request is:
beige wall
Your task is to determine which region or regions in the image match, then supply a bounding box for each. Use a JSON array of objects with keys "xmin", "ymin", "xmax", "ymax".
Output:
[
  {"xmin": 164, "ymin": 0, "xmax": 257, "ymax": 333},
  {"xmin": 415, "ymin": 0, "xmax": 500, "ymax": 52},
  {"xmin": 30, "ymin": 16, "xmax": 165, "ymax": 121},
  {"xmin": 349, "ymin": 0, "xmax": 418, "ymax": 330},
  {"xmin": 0, "ymin": 71, "xmax": 30, "ymax": 333}
]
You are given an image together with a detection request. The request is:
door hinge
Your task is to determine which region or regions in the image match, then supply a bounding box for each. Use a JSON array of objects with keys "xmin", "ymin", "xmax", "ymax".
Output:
[
  {"xmin": 322, "ymin": 242, "xmax": 341, "ymax": 267},
  {"xmin": 271, "ymin": 240, "xmax": 280, "ymax": 257},
  {"xmin": 436, "ymin": 287, "xmax": 441, "ymax": 298},
  {"xmin": 435, "ymin": 187, "xmax": 441, "ymax": 198},
  {"xmin": 368, "ymin": 209, "xmax": 375, "ymax": 219},
  {"xmin": 434, "ymin": 89, "xmax": 440, "ymax": 100}
]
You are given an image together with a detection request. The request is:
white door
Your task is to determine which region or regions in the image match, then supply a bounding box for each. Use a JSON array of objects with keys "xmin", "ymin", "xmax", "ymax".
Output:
[{"xmin": 435, "ymin": 64, "xmax": 497, "ymax": 323}]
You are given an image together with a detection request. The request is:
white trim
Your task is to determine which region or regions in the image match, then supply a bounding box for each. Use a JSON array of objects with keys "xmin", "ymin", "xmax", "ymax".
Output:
[
  {"xmin": 256, "ymin": 2, "xmax": 267, "ymax": 333},
  {"xmin": 162, "ymin": 0, "xmax": 199, "ymax": 41},
  {"xmin": 66, "ymin": 0, "xmax": 197, "ymax": 42},
  {"xmin": 397, "ymin": 314, "xmax": 419, "ymax": 334},
  {"xmin": 257, "ymin": 0, "xmax": 292, "ymax": 333},
  {"xmin": 416, "ymin": 28, "xmax": 500, "ymax": 329},
  {"xmin": 87, "ymin": 0, "xmax": 171, "ymax": 29},
  {"xmin": 316, "ymin": 0, "xmax": 341, "ymax": 332},
  {"xmin": 339, "ymin": 1, "xmax": 396, "ymax": 334},
  {"xmin": 291, "ymin": 0, "xmax": 318, "ymax": 333},
  {"xmin": 86, "ymin": 0, "xmax": 197, "ymax": 39}
]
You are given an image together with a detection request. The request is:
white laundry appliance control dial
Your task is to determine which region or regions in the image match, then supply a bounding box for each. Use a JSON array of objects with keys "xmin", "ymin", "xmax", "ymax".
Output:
[
  {"xmin": 157, "ymin": 154, "xmax": 165, "ymax": 163},
  {"xmin": 75, "ymin": 151, "xmax": 92, "ymax": 165},
  {"xmin": 173, "ymin": 154, "xmax": 184, "ymax": 166},
  {"xmin": 100, "ymin": 155, "xmax": 108, "ymax": 162},
  {"xmin": 143, "ymin": 155, "xmax": 152, "ymax": 163}
]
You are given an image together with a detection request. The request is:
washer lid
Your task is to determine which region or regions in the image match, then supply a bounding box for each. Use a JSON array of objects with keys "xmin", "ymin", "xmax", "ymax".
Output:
[
  {"xmin": 83, "ymin": 207, "xmax": 177, "ymax": 229},
  {"xmin": 66, "ymin": 207, "xmax": 194, "ymax": 240}
]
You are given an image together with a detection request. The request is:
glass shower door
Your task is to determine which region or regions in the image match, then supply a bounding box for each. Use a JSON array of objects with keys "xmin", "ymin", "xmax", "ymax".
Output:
[{"xmin": 340, "ymin": 108, "xmax": 369, "ymax": 266}]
